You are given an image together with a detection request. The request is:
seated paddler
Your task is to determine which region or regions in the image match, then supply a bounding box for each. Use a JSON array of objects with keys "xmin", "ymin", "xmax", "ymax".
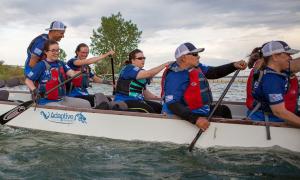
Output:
[
  {"xmin": 25, "ymin": 40, "xmax": 91, "ymax": 108},
  {"xmin": 161, "ymin": 42, "xmax": 247, "ymax": 129}
]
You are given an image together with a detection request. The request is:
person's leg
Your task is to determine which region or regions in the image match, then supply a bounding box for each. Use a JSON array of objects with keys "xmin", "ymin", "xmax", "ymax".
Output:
[
  {"xmin": 74, "ymin": 95, "xmax": 95, "ymax": 107},
  {"xmin": 144, "ymin": 100, "xmax": 162, "ymax": 114},
  {"xmin": 107, "ymin": 101, "xmax": 128, "ymax": 111},
  {"xmin": 94, "ymin": 93, "xmax": 110, "ymax": 105},
  {"xmin": 210, "ymin": 104, "xmax": 232, "ymax": 119},
  {"xmin": 61, "ymin": 96, "xmax": 91, "ymax": 108},
  {"xmin": 124, "ymin": 100, "xmax": 155, "ymax": 113},
  {"xmin": 44, "ymin": 101, "xmax": 65, "ymax": 107},
  {"xmin": 93, "ymin": 93, "xmax": 112, "ymax": 109},
  {"xmin": 0, "ymin": 90, "xmax": 9, "ymax": 101}
]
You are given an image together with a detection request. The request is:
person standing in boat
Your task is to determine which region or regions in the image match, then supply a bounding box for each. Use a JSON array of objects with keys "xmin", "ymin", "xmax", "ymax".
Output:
[
  {"xmin": 246, "ymin": 45, "xmax": 300, "ymax": 116},
  {"xmin": 249, "ymin": 40, "xmax": 300, "ymax": 127},
  {"xmin": 113, "ymin": 49, "xmax": 171, "ymax": 113},
  {"xmin": 24, "ymin": 21, "xmax": 66, "ymax": 78},
  {"xmin": 67, "ymin": 43, "xmax": 115, "ymax": 108},
  {"xmin": 26, "ymin": 40, "xmax": 91, "ymax": 108},
  {"xmin": 161, "ymin": 42, "xmax": 247, "ymax": 130}
]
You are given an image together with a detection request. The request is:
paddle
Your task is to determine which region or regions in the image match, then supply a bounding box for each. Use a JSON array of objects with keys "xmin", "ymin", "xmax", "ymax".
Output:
[
  {"xmin": 188, "ymin": 69, "xmax": 241, "ymax": 152},
  {"xmin": 109, "ymin": 55, "xmax": 116, "ymax": 95},
  {"xmin": 0, "ymin": 72, "xmax": 83, "ymax": 125}
]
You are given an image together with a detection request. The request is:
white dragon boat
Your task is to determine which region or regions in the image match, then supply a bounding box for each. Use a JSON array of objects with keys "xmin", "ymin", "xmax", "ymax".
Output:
[{"xmin": 0, "ymin": 90, "xmax": 299, "ymax": 152}]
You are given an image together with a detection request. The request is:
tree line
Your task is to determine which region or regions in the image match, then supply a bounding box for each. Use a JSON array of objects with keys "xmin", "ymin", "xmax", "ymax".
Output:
[{"xmin": 58, "ymin": 12, "xmax": 142, "ymax": 75}]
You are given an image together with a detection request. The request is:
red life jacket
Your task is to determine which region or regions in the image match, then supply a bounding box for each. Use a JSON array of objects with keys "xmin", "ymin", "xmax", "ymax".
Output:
[
  {"xmin": 161, "ymin": 66, "xmax": 212, "ymax": 111},
  {"xmin": 247, "ymin": 69, "xmax": 299, "ymax": 113},
  {"xmin": 284, "ymin": 76, "xmax": 299, "ymax": 113},
  {"xmin": 246, "ymin": 69, "xmax": 255, "ymax": 109},
  {"xmin": 183, "ymin": 68, "xmax": 203, "ymax": 110},
  {"xmin": 71, "ymin": 65, "xmax": 89, "ymax": 88},
  {"xmin": 41, "ymin": 60, "xmax": 67, "ymax": 100}
]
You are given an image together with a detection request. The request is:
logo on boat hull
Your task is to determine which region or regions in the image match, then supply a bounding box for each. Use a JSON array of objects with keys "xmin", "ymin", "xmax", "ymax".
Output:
[{"xmin": 40, "ymin": 111, "xmax": 87, "ymax": 124}]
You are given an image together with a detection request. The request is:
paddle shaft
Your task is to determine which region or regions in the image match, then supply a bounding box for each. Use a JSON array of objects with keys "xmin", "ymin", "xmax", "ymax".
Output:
[
  {"xmin": 110, "ymin": 55, "xmax": 116, "ymax": 94},
  {"xmin": 188, "ymin": 69, "xmax": 241, "ymax": 152},
  {"xmin": 264, "ymin": 113, "xmax": 271, "ymax": 140},
  {"xmin": 0, "ymin": 71, "xmax": 83, "ymax": 125}
]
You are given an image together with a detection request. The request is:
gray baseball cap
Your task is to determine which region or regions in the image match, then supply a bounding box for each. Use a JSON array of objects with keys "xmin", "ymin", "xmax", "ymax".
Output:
[{"xmin": 262, "ymin": 41, "xmax": 300, "ymax": 57}]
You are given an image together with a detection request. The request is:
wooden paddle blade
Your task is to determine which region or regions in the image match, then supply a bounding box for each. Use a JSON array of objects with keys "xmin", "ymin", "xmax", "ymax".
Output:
[{"xmin": 0, "ymin": 100, "xmax": 34, "ymax": 125}]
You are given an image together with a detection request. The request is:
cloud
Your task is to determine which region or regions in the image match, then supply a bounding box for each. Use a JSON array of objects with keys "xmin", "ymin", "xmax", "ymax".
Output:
[
  {"xmin": 0, "ymin": 0, "xmax": 299, "ymax": 67},
  {"xmin": 1, "ymin": 0, "xmax": 300, "ymax": 30}
]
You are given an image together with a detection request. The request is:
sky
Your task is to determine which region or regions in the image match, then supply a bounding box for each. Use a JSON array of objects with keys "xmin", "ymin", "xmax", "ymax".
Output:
[{"xmin": 0, "ymin": 0, "xmax": 300, "ymax": 75}]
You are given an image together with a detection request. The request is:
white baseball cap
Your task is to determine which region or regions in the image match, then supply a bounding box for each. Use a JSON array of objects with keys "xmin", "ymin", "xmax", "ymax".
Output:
[
  {"xmin": 175, "ymin": 42, "xmax": 205, "ymax": 59},
  {"xmin": 262, "ymin": 40, "xmax": 300, "ymax": 57}
]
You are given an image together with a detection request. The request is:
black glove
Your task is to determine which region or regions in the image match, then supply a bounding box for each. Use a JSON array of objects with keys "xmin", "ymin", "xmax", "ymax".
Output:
[{"xmin": 30, "ymin": 89, "xmax": 40, "ymax": 103}]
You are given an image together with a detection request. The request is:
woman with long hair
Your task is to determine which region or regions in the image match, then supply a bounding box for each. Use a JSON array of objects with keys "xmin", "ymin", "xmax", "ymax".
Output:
[{"xmin": 67, "ymin": 43, "xmax": 114, "ymax": 108}]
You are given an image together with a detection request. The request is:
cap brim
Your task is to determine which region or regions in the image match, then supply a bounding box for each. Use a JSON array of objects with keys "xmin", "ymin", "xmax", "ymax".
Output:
[
  {"xmin": 45, "ymin": 28, "xmax": 66, "ymax": 31},
  {"xmin": 286, "ymin": 49, "xmax": 300, "ymax": 55},
  {"xmin": 190, "ymin": 48, "xmax": 205, "ymax": 53}
]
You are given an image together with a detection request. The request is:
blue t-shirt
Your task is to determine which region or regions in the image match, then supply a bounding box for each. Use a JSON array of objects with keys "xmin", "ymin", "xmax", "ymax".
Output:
[
  {"xmin": 162, "ymin": 62, "xmax": 211, "ymax": 115},
  {"xmin": 28, "ymin": 59, "xmax": 71, "ymax": 105},
  {"xmin": 114, "ymin": 64, "xmax": 145, "ymax": 102},
  {"xmin": 67, "ymin": 57, "xmax": 95, "ymax": 96},
  {"xmin": 24, "ymin": 34, "xmax": 49, "ymax": 77},
  {"xmin": 250, "ymin": 67, "xmax": 289, "ymax": 122}
]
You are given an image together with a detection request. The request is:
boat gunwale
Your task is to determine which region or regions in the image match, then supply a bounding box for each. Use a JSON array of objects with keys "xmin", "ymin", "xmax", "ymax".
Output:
[{"xmin": 0, "ymin": 100, "xmax": 296, "ymax": 129}]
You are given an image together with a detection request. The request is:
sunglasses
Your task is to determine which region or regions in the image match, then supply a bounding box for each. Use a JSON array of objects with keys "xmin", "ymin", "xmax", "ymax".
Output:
[
  {"xmin": 135, "ymin": 57, "xmax": 146, "ymax": 60},
  {"xmin": 188, "ymin": 53, "xmax": 199, "ymax": 57}
]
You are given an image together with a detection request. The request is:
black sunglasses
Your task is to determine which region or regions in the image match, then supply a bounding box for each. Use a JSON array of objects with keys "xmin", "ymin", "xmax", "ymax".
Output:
[
  {"xmin": 188, "ymin": 53, "xmax": 199, "ymax": 57},
  {"xmin": 135, "ymin": 57, "xmax": 146, "ymax": 60}
]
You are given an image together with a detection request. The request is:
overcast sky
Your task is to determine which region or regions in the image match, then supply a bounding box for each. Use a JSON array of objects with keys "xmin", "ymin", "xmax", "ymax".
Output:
[{"xmin": 0, "ymin": 0, "xmax": 300, "ymax": 73}]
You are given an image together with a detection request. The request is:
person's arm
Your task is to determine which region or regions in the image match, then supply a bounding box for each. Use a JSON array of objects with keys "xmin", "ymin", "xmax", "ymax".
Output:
[
  {"xmin": 92, "ymin": 75, "xmax": 112, "ymax": 85},
  {"xmin": 168, "ymin": 102, "xmax": 210, "ymax": 130},
  {"xmin": 73, "ymin": 50, "xmax": 115, "ymax": 66},
  {"xmin": 28, "ymin": 38, "xmax": 45, "ymax": 68},
  {"xmin": 290, "ymin": 57, "xmax": 300, "ymax": 73},
  {"xmin": 25, "ymin": 78, "xmax": 36, "ymax": 91},
  {"xmin": 205, "ymin": 60, "xmax": 247, "ymax": 79},
  {"xmin": 136, "ymin": 61, "xmax": 171, "ymax": 79},
  {"xmin": 29, "ymin": 54, "xmax": 41, "ymax": 68},
  {"xmin": 25, "ymin": 78, "xmax": 40, "ymax": 102},
  {"xmin": 66, "ymin": 69, "xmax": 78, "ymax": 77},
  {"xmin": 271, "ymin": 103, "xmax": 300, "ymax": 128},
  {"xmin": 143, "ymin": 89, "xmax": 161, "ymax": 100}
]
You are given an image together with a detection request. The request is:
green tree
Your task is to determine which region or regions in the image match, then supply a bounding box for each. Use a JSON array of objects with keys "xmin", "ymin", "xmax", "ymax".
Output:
[
  {"xmin": 90, "ymin": 12, "xmax": 142, "ymax": 75},
  {"xmin": 59, "ymin": 48, "xmax": 67, "ymax": 61}
]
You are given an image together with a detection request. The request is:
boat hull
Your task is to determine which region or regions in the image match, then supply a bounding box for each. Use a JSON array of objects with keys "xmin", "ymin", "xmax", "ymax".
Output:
[{"xmin": 1, "ymin": 101, "xmax": 299, "ymax": 152}]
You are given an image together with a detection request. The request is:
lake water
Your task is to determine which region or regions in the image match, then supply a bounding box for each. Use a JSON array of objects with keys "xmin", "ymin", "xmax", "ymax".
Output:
[{"xmin": 0, "ymin": 81, "xmax": 299, "ymax": 179}]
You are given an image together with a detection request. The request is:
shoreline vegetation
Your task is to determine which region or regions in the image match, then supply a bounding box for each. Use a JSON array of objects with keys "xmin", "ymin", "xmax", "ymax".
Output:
[
  {"xmin": 0, "ymin": 63, "xmax": 274, "ymax": 86},
  {"xmin": 0, "ymin": 64, "xmax": 25, "ymax": 87}
]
